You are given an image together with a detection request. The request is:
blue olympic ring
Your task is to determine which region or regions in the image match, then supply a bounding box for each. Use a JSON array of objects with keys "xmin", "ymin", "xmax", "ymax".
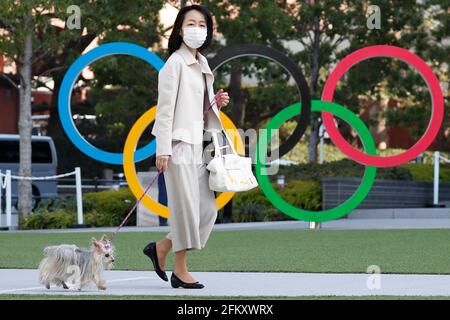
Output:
[{"xmin": 58, "ymin": 42, "xmax": 165, "ymax": 165}]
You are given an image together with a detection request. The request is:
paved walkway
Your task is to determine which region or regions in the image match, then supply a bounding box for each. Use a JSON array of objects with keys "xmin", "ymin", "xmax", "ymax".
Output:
[
  {"xmin": 3, "ymin": 219, "xmax": 450, "ymax": 234},
  {"xmin": 1, "ymin": 269, "xmax": 449, "ymax": 297}
]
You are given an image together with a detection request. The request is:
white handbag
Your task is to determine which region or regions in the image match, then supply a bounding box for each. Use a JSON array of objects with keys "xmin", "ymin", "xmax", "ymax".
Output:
[{"xmin": 206, "ymin": 129, "xmax": 259, "ymax": 192}]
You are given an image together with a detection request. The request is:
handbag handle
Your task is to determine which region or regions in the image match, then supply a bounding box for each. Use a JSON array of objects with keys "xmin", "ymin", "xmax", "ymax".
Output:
[
  {"xmin": 203, "ymin": 73, "xmax": 240, "ymax": 157},
  {"xmin": 211, "ymin": 131, "xmax": 222, "ymax": 158},
  {"xmin": 221, "ymin": 129, "xmax": 238, "ymax": 156},
  {"xmin": 211, "ymin": 130, "xmax": 239, "ymax": 158}
]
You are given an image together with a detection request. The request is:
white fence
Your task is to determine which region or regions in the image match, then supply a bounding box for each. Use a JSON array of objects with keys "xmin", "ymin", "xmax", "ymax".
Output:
[
  {"xmin": 433, "ymin": 152, "xmax": 450, "ymax": 206},
  {"xmin": 0, "ymin": 167, "xmax": 83, "ymax": 229}
]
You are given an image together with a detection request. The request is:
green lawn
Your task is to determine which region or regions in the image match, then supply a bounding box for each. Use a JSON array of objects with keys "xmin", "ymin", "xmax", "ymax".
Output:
[{"xmin": 1, "ymin": 229, "xmax": 450, "ymax": 274}]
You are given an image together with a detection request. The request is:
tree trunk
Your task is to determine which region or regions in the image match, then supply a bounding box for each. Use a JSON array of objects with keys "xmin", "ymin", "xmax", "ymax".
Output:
[
  {"xmin": 46, "ymin": 72, "xmax": 64, "ymax": 138},
  {"xmin": 307, "ymin": 16, "xmax": 321, "ymax": 163},
  {"xmin": 229, "ymin": 65, "xmax": 245, "ymax": 128},
  {"xmin": 17, "ymin": 31, "xmax": 33, "ymax": 219},
  {"xmin": 308, "ymin": 119, "xmax": 320, "ymax": 162}
]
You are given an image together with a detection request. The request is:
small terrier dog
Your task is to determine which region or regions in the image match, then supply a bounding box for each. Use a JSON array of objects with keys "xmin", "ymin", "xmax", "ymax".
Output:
[{"xmin": 38, "ymin": 235, "xmax": 115, "ymax": 291}]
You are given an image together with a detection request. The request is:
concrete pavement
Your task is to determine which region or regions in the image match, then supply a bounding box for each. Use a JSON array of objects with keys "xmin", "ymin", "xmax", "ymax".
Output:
[{"xmin": 1, "ymin": 269, "xmax": 449, "ymax": 297}]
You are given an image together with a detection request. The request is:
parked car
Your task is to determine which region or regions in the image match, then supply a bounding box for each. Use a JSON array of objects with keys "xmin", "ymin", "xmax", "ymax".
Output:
[{"xmin": 0, "ymin": 134, "xmax": 58, "ymax": 211}]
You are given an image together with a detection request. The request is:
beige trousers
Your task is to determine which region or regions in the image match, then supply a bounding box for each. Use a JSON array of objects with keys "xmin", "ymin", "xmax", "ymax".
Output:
[{"xmin": 163, "ymin": 139, "xmax": 217, "ymax": 252}]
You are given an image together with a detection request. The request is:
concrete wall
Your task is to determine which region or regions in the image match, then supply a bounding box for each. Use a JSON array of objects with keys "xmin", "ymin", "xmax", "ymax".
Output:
[{"xmin": 323, "ymin": 177, "xmax": 450, "ymax": 209}]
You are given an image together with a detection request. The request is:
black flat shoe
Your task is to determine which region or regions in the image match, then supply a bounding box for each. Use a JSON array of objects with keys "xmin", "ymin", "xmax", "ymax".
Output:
[
  {"xmin": 143, "ymin": 242, "xmax": 168, "ymax": 282},
  {"xmin": 171, "ymin": 273, "xmax": 204, "ymax": 289}
]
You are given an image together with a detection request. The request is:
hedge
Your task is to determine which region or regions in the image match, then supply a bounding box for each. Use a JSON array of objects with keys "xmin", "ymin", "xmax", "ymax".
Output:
[
  {"xmin": 20, "ymin": 187, "xmax": 136, "ymax": 230},
  {"xmin": 402, "ymin": 163, "xmax": 450, "ymax": 182},
  {"xmin": 231, "ymin": 179, "xmax": 321, "ymax": 222},
  {"xmin": 271, "ymin": 159, "xmax": 413, "ymax": 182}
]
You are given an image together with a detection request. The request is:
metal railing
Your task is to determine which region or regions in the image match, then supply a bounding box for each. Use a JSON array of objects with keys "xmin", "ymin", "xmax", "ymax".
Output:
[{"xmin": 0, "ymin": 167, "xmax": 84, "ymax": 229}]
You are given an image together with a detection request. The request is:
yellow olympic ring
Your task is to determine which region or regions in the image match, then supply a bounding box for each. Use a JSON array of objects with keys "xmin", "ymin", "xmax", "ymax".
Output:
[{"xmin": 123, "ymin": 105, "xmax": 245, "ymax": 218}]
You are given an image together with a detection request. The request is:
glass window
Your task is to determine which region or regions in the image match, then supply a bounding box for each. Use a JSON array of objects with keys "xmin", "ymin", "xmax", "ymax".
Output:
[{"xmin": 0, "ymin": 140, "xmax": 52, "ymax": 163}]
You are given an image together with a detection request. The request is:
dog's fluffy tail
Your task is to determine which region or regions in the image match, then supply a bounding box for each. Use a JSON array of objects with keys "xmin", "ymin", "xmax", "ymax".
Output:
[
  {"xmin": 39, "ymin": 245, "xmax": 79, "ymax": 286},
  {"xmin": 43, "ymin": 244, "xmax": 78, "ymax": 259}
]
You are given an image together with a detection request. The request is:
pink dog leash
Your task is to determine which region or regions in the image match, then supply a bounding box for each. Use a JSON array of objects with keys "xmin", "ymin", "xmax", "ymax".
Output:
[{"xmin": 110, "ymin": 90, "xmax": 222, "ymax": 240}]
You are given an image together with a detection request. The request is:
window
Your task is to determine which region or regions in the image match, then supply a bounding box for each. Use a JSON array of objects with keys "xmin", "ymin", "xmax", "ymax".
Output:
[{"xmin": 0, "ymin": 140, "xmax": 52, "ymax": 163}]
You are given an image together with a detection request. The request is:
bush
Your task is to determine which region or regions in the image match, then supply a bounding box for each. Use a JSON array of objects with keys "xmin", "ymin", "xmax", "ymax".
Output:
[
  {"xmin": 231, "ymin": 186, "xmax": 278, "ymax": 222},
  {"xmin": 281, "ymin": 180, "xmax": 322, "ymax": 211},
  {"xmin": 401, "ymin": 163, "xmax": 450, "ymax": 182},
  {"xmin": 231, "ymin": 180, "xmax": 321, "ymax": 222},
  {"xmin": 20, "ymin": 187, "xmax": 136, "ymax": 230},
  {"xmin": 32, "ymin": 196, "xmax": 78, "ymax": 214},
  {"xmin": 19, "ymin": 209, "xmax": 77, "ymax": 230},
  {"xmin": 273, "ymin": 159, "xmax": 412, "ymax": 182},
  {"xmin": 82, "ymin": 187, "xmax": 136, "ymax": 227}
]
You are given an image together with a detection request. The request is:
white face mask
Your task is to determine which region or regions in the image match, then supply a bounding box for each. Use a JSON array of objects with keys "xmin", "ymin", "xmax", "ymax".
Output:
[{"xmin": 182, "ymin": 26, "xmax": 207, "ymax": 49}]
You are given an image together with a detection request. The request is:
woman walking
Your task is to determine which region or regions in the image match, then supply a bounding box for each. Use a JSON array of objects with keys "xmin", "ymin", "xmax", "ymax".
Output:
[{"xmin": 144, "ymin": 4, "xmax": 230, "ymax": 289}]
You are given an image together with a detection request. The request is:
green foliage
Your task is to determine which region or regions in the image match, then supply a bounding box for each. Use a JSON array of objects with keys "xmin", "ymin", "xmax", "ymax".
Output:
[
  {"xmin": 206, "ymin": 0, "xmax": 449, "ymax": 157},
  {"xmin": 83, "ymin": 187, "xmax": 136, "ymax": 227},
  {"xmin": 231, "ymin": 180, "xmax": 321, "ymax": 222},
  {"xmin": 281, "ymin": 180, "xmax": 322, "ymax": 211},
  {"xmin": 272, "ymin": 159, "xmax": 412, "ymax": 183},
  {"xmin": 19, "ymin": 209, "xmax": 77, "ymax": 230},
  {"xmin": 0, "ymin": 0, "xmax": 167, "ymax": 179},
  {"xmin": 402, "ymin": 163, "xmax": 450, "ymax": 182},
  {"xmin": 232, "ymin": 185, "xmax": 272, "ymax": 208},
  {"xmin": 32, "ymin": 196, "xmax": 78, "ymax": 214},
  {"xmin": 20, "ymin": 187, "xmax": 136, "ymax": 230}
]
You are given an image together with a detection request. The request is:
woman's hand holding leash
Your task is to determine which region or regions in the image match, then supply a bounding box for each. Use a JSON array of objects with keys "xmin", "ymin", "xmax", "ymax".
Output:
[
  {"xmin": 156, "ymin": 155, "xmax": 170, "ymax": 172},
  {"xmin": 215, "ymin": 89, "xmax": 230, "ymax": 108}
]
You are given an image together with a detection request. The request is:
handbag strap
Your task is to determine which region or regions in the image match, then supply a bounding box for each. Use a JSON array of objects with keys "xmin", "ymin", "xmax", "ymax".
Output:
[
  {"xmin": 211, "ymin": 131, "xmax": 222, "ymax": 158},
  {"xmin": 203, "ymin": 73, "xmax": 239, "ymax": 157},
  {"xmin": 203, "ymin": 73, "xmax": 210, "ymax": 114},
  {"xmin": 221, "ymin": 129, "xmax": 238, "ymax": 156}
]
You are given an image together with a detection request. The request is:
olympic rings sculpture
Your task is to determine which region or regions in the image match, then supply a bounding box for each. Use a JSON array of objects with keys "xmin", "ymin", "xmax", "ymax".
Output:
[{"xmin": 58, "ymin": 42, "xmax": 445, "ymax": 222}]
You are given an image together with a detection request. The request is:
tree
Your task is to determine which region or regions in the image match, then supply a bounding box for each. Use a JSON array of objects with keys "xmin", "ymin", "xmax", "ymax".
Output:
[
  {"xmin": 201, "ymin": 0, "xmax": 448, "ymax": 162},
  {"xmin": 203, "ymin": 0, "xmax": 298, "ymax": 145},
  {"xmin": 0, "ymin": 0, "xmax": 165, "ymax": 218},
  {"xmin": 289, "ymin": 0, "xmax": 449, "ymax": 161},
  {"xmin": 0, "ymin": 0, "xmax": 79, "ymax": 218}
]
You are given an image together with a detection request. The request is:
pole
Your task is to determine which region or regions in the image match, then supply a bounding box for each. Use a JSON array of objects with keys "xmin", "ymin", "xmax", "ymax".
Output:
[
  {"xmin": 6, "ymin": 170, "xmax": 11, "ymax": 228},
  {"xmin": 309, "ymin": 221, "xmax": 321, "ymax": 230},
  {"xmin": 319, "ymin": 122, "xmax": 325, "ymax": 165},
  {"xmin": 319, "ymin": 136, "xmax": 324, "ymax": 165},
  {"xmin": 433, "ymin": 151, "xmax": 440, "ymax": 206},
  {"xmin": 75, "ymin": 167, "xmax": 83, "ymax": 225},
  {"xmin": 0, "ymin": 170, "xmax": 3, "ymax": 228},
  {"xmin": 0, "ymin": 170, "xmax": 3, "ymax": 217}
]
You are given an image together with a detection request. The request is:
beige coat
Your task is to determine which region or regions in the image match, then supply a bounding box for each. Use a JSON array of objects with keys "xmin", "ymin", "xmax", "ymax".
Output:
[{"xmin": 151, "ymin": 42, "xmax": 224, "ymax": 156}]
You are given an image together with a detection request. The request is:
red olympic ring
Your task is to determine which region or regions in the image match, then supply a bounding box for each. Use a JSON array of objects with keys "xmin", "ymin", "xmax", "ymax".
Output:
[{"xmin": 321, "ymin": 45, "xmax": 445, "ymax": 168}]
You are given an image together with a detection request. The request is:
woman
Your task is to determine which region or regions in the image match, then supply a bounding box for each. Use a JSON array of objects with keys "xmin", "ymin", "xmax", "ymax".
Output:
[{"xmin": 144, "ymin": 4, "xmax": 230, "ymax": 289}]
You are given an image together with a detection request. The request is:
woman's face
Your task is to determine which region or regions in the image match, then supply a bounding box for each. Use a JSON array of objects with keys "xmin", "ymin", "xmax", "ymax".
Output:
[{"xmin": 179, "ymin": 10, "xmax": 207, "ymax": 38}]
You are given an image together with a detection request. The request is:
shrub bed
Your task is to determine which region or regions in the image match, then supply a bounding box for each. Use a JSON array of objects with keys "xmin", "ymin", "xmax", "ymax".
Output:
[{"xmin": 20, "ymin": 187, "xmax": 135, "ymax": 230}]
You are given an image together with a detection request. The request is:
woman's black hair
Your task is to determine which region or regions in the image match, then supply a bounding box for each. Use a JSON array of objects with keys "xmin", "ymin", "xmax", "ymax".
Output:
[{"xmin": 168, "ymin": 4, "xmax": 213, "ymax": 55}]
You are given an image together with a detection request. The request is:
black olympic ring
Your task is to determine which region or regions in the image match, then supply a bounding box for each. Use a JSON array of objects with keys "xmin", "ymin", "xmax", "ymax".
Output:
[{"xmin": 207, "ymin": 43, "xmax": 312, "ymax": 161}]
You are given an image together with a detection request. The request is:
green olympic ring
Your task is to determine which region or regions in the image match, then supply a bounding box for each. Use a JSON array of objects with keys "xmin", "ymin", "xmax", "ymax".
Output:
[{"xmin": 255, "ymin": 100, "xmax": 377, "ymax": 222}]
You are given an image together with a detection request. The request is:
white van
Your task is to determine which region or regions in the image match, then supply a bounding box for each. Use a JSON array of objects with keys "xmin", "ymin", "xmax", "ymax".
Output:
[{"xmin": 0, "ymin": 134, "xmax": 58, "ymax": 210}]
